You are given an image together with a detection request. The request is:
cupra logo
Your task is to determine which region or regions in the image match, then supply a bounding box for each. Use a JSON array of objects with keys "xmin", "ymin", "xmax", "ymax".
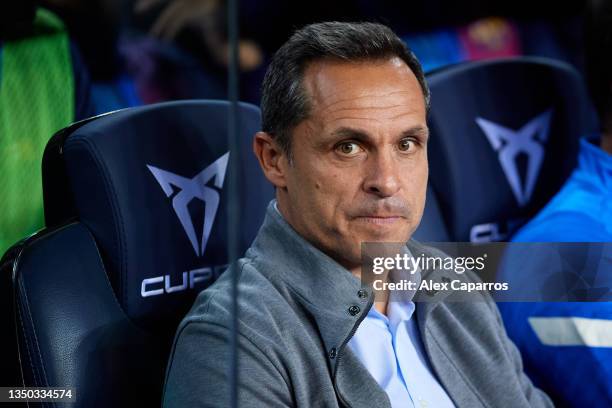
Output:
[
  {"xmin": 146, "ymin": 152, "xmax": 229, "ymax": 257},
  {"xmin": 476, "ymin": 110, "xmax": 553, "ymax": 207}
]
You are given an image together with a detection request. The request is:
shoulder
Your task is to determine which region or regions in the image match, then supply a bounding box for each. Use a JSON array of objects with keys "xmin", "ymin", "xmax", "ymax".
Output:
[
  {"xmin": 163, "ymin": 258, "xmax": 295, "ymax": 406},
  {"xmin": 409, "ymin": 239, "xmax": 504, "ymax": 323},
  {"xmin": 177, "ymin": 257, "xmax": 298, "ymax": 348},
  {"xmin": 513, "ymin": 167, "xmax": 611, "ymax": 242}
]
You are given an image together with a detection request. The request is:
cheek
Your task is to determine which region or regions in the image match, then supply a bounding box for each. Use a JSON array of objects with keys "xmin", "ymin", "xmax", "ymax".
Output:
[
  {"xmin": 290, "ymin": 164, "xmax": 344, "ymax": 212},
  {"xmin": 306, "ymin": 168, "xmax": 358, "ymax": 225},
  {"xmin": 308, "ymin": 163, "xmax": 354, "ymax": 194},
  {"xmin": 401, "ymin": 160, "xmax": 428, "ymax": 203},
  {"xmin": 414, "ymin": 166, "xmax": 429, "ymax": 216}
]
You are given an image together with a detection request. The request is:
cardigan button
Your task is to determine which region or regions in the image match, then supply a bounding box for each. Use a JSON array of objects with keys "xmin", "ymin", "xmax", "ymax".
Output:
[
  {"xmin": 348, "ymin": 305, "xmax": 361, "ymax": 316},
  {"xmin": 329, "ymin": 347, "xmax": 337, "ymax": 359},
  {"xmin": 357, "ymin": 289, "xmax": 368, "ymax": 299}
]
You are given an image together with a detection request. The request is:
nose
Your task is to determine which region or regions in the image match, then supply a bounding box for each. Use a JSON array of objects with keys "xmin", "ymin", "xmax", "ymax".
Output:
[{"xmin": 362, "ymin": 150, "xmax": 401, "ymax": 198}]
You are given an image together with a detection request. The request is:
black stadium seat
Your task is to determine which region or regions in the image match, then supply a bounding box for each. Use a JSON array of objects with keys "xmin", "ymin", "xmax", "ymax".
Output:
[
  {"xmin": 414, "ymin": 57, "xmax": 598, "ymax": 242},
  {"xmin": 1, "ymin": 100, "xmax": 273, "ymax": 406}
]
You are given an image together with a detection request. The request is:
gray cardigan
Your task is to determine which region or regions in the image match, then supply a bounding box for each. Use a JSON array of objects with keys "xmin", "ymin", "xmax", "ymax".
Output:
[{"xmin": 163, "ymin": 201, "xmax": 552, "ymax": 407}]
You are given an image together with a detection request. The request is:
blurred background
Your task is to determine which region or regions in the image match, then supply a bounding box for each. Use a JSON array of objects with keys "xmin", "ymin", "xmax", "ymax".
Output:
[
  {"xmin": 1, "ymin": 0, "xmax": 588, "ymax": 111},
  {"xmin": 0, "ymin": 0, "xmax": 591, "ymax": 256}
]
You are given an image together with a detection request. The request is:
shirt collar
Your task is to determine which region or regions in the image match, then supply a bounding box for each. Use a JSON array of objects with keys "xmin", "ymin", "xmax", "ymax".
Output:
[{"xmin": 367, "ymin": 295, "xmax": 416, "ymax": 335}]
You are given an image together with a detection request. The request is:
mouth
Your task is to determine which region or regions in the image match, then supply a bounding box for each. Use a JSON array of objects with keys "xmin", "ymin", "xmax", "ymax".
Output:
[{"xmin": 354, "ymin": 215, "xmax": 405, "ymax": 225}]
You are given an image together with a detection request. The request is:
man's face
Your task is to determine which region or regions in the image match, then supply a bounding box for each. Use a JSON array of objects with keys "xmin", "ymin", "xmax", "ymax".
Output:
[{"xmin": 264, "ymin": 57, "xmax": 428, "ymax": 272}]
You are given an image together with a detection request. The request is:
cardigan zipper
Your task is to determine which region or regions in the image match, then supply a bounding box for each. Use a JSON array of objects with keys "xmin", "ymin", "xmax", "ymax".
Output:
[{"xmin": 332, "ymin": 294, "xmax": 375, "ymax": 408}]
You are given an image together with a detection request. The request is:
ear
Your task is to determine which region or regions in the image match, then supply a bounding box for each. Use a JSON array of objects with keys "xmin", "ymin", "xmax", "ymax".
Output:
[{"xmin": 253, "ymin": 131, "xmax": 289, "ymax": 188}]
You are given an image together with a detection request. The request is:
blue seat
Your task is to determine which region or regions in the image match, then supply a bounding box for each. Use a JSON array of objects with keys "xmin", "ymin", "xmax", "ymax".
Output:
[
  {"xmin": 1, "ymin": 100, "xmax": 273, "ymax": 405},
  {"xmin": 414, "ymin": 57, "xmax": 598, "ymax": 242}
]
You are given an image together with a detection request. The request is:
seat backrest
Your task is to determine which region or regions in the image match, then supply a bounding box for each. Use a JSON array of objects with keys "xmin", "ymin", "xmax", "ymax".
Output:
[
  {"xmin": 6, "ymin": 100, "xmax": 273, "ymax": 405},
  {"xmin": 420, "ymin": 57, "xmax": 597, "ymax": 242},
  {"xmin": 12, "ymin": 223, "xmax": 163, "ymax": 406},
  {"xmin": 43, "ymin": 100, "xmax": 272, "ymax": 331}
]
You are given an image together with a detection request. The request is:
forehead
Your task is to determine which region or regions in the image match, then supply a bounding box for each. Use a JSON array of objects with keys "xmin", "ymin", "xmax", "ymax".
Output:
[{"xmin": 302, "ymin": 57, "xmax": 426, "ymax": 126}]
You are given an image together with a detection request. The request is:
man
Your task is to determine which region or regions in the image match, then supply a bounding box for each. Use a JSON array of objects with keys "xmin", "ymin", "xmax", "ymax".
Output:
[
  {"xmin": 498, "ymin": 1, "xmax": 612, "ymax": 406},
  {"xmin": 163, "ymin": 22, "xmax": 551, "ymax": 407}
]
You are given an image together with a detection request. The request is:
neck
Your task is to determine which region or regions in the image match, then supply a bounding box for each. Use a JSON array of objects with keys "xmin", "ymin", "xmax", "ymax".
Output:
[
  {"xmin": 275, "ymin": 196, "xmax": 390, "ymax": 314},
  {"xmin": 374, "ymin": 300, "xmax": 388, "ymax": 315},
  {"xmin": 369, "ymin": 269, "xmax": 390, "ymax": 316}
]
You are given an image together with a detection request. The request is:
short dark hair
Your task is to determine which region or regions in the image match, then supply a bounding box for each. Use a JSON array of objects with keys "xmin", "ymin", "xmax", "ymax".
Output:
[
  {"xmin": 585, "ymin": 0, "xmax": 612, "ymax": 130},
  {"xmin": 260, "ymin": 21, "xmax": 430, "ymax": 159}
]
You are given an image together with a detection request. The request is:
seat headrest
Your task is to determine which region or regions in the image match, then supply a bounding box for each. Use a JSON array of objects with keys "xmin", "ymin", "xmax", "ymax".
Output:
[
  {"xmin": 43, "ymin": 100, "xmax": 274, "ymax": 331},
  {"xmin": 426, "ymin": 57, "xmax": 598, "ymax": 242}
]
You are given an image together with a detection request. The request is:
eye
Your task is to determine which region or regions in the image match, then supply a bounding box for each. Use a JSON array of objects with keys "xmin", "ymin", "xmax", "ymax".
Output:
[
  {"xmin": 336, "ymin": 141, "xmax": 363, "ymax": 156},
  {"xmin": 398, "ymin": 138, "xmax": 416, "ymax": 152}
]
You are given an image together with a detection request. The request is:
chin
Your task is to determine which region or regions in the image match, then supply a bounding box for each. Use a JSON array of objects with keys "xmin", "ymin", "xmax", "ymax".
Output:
[
  {"xmin": 352, "ymin": 221, "xmax": 411, "ymax": 242},
  {"xmin": 353, "ymin": 231, "xmax": 408, "ymax": 245}
]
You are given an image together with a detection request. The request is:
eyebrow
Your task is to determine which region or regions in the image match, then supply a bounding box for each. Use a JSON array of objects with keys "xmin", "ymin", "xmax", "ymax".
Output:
[{"xmin": 327, "ymin": 125, "xmax": 429, "ymax": 145}]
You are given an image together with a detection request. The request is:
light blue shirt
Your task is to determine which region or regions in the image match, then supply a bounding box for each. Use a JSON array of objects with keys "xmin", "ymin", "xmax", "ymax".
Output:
[{"xmin": 349, "ymin": 298, "xmax": 455, "ymax": 408}]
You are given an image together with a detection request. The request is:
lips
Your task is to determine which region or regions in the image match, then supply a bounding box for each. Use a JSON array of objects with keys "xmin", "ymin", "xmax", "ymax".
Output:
[{"xmin": 354, "ymin": 215, "xmax": 404, "ymax": 225}]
